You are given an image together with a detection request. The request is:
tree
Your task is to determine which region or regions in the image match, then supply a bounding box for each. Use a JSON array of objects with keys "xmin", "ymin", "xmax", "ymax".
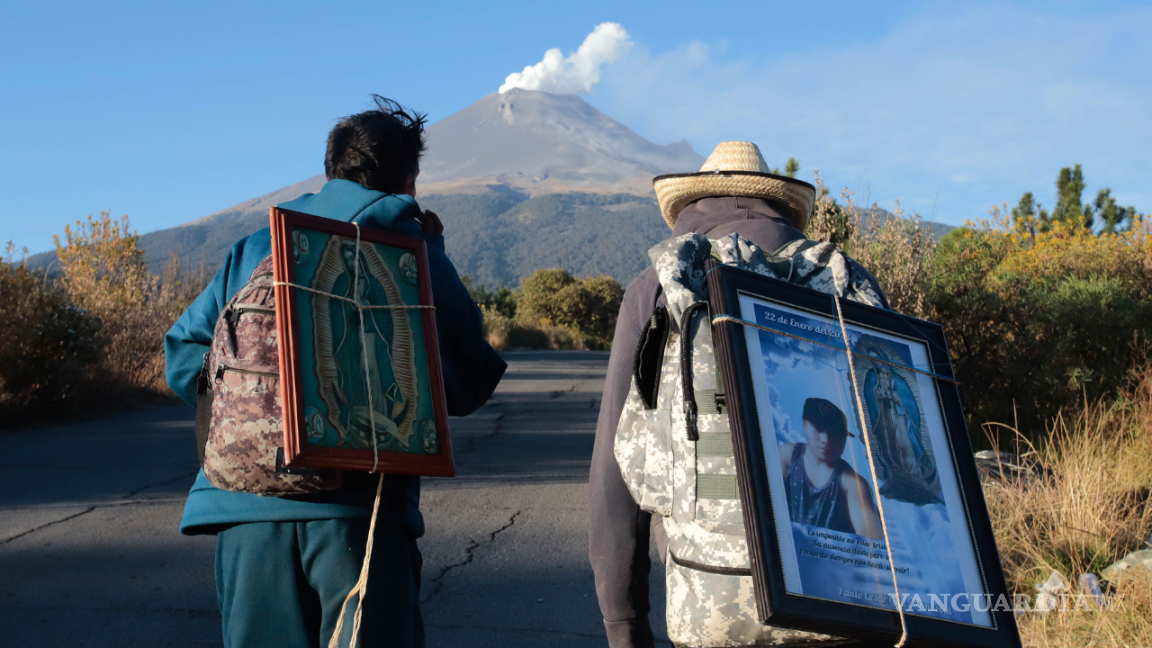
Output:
[
  {"xmin": 771, "ymin": 157, "xmax": 800, "ymax": 178},
  {"xmin": 1011, "ymin": 192, "xmax": 1050, "ymax": 234},
  {"xmin": 1014, "ymin": 165, "xmax": 1141, "ymax": 235},
  {"xmin": 1092, "ymin": 188, "xmax": 1137, "ymax": 234},
  {"xmin": 1052, "ymin": 165, "xmax": 1087, "ymax": 226},
  {"xmin": 519, "ymin": 268, "xmax": 623, "ymax": 345},
  {"xmin": 460, "ymin": 275, "xmax": 517, "ymax": 318},
  {"xmin": 53, "ymin": 211, "xmax": 151, "ymax": 314}
]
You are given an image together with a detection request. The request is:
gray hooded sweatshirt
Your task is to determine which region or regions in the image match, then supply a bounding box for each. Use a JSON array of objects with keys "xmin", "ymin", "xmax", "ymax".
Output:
[{"xmin": 587, "ymin": 196, "xmax": 887, "ymax": 648}]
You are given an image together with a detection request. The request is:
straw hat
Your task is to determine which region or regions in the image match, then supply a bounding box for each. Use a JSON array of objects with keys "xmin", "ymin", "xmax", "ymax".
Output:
[{"xmin": 653, "ymin": 141, "xmax": 816, "ymax": 231}]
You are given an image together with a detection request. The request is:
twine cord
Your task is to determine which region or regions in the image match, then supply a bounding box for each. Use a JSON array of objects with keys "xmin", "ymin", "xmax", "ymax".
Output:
[
  {"xmin": 326, "ymin": 472, "xmax": 385, "ymax": 648},
  {"xmin": 272, "ymin": 281, "xmax": 436, "ymax": 310},
  {"xmin": 274, "ymin": 223, "xmax": 432, "ymax": 648},
  {"xmin": 273, "ymin": 222, "xmax": 438, "ymax": 468},
  {"xmin": 833, "ymin": 296, "xmax": 908, "ymax": 648},
  {"xmin": 348, "ymin": 224, "xmax": 380, "ymax": 472},
  {"xmin": 711, "ymin": 301, "xmax": 917, "ymax": 646},
  {"xmin": 710, "ymin": 315, "xmax": 957, "ymax": 384}
]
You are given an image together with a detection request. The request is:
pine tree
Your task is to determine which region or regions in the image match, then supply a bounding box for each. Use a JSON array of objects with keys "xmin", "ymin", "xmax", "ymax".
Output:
[
  {"xmin": 770, "ymin": 157, "xmax": 800, "ymax": 178},
  {"xmin": 1052, "ymin": 164, "xmax": 1087, "ymax": 227},
  {"xmin": 784, "ymin": 157, "xmax": 800, "ymax": 179},
  {"xmin": 1014, "ymin": 165, "xmax": 1140, "ymax": 235},
  {"xmin": 1092, "ymin": 188, "xmax": 1137, "ymax": 233}
]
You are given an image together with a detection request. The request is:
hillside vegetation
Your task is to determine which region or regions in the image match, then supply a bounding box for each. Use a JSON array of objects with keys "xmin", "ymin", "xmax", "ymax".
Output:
[{"xmin": 25, "ymin": 189, "xmax": 951, "ymax": 291}]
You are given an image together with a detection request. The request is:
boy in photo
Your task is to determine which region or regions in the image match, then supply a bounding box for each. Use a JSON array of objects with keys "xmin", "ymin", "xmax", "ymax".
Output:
[{"xmin": 781, "ymin": 398, "xmax": 883, "ymax": 539}]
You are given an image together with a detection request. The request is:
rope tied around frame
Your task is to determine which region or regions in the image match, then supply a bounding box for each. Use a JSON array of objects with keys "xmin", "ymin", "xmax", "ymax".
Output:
[
  {"xmin": 834, "ymin": 296, "xmax": 908, "ymax": 648},
  {"xmin": 709, "ymin": 315, "xmax": 957, "ymax": 385},
  {"xmin": 711, "ymin": 300, "xmax": 917, "ymax": 647},
  {"xmin": 274, "ymin": 222, "xmax": 433, "ymax": 648},
  {"xmin": 273, "ymin": 222, "xmax": 437, "ymax": 470}
]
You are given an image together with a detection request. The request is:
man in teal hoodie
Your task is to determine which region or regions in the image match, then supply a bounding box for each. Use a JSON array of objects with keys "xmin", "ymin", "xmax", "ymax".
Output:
[{"xmin": 165, "ymin": 96, "xmax": 506, "ymax": 648}]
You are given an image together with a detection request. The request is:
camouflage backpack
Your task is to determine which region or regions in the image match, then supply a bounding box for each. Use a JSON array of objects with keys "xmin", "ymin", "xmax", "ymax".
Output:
[
  {"xmin": 614, "ymin": 232, "xmax": 884, "ymax": 647},
  {"xmin": 195, "ymin": 256, "xmax": 342, "ymax": 495}
]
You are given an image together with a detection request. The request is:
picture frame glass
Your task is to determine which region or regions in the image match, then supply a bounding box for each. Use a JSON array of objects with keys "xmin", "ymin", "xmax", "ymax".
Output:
[
  {"xmin": 290, "ymin": 225, "xmax": 441, "ymax": 457},
  {"xmin": 737, "ymin": 292, "xmax": 993, "ymax": 628}
]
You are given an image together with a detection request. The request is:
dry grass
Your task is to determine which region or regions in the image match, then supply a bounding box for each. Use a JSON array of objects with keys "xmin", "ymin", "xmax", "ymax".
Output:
[
  {"xmin": 983, "ymin": 369, "xmax": 1152, "ymax": 647},
  {"xmin": 481, "ymin": 307, "xmax": 592, "ymax": 351},
  {"xmin": 1, "ymin": 213, "xmax": 205, "ymax": 426},
  {"xmin": 54, "ymin": 212, "xmax": 205, "ymax": 395},
  {"xmin": 807, "ymin": 172, "xmax": 936, "ymax": 317}
]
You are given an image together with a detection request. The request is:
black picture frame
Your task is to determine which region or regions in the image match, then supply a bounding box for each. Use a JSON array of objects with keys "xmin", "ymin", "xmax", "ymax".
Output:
[{"xmin": 706, "ymin": 260, "xmax": 1020, "ymax": 648}]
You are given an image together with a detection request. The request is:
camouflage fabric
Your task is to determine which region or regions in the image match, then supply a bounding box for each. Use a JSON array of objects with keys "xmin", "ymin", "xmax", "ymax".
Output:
[
  {"xmin": 710, "ymin": 234, "xmax": 885, "ymax": 308},
  {"xmin": 648, "ymin": 234, "xmax": 713, "ymax": 324},
  {"xmin": 616, "ymin": 232, "xmax": 883, "ymax": 647},
  {"xmin": 614, "ymin": 327, "xmax": 678, "ymax": 518},
  {"xmin": 203, "ymin": 256, "xmax": 342, "ymax": 496}
]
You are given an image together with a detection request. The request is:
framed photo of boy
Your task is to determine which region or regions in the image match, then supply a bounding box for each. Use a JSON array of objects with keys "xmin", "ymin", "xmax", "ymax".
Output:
[
  {"xmin": 706, "ymin": 261, "xmax": 1020, "ymax": 648},
  {"xmin": 270, "ymin": 207, "xmax": 454, "ymax": 477}
]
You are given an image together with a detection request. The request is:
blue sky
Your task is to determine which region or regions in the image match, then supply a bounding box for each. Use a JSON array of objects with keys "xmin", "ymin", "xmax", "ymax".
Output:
[{"xmin": 2, "ymin": 1, "xmax": 1149, "ymax": 253}]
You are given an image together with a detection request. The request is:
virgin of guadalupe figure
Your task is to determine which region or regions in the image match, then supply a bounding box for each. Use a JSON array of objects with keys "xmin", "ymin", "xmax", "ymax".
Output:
[
  {"xmin": 311, "ymin": 237, "xmax": 419, "ymax": 450},
  {"xmin": 856, "ymin": 336, "xmax": 943, "ymax": 505}
]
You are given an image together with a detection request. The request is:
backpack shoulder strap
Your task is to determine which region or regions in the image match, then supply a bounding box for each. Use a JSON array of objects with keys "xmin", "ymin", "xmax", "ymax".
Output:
[{"xmin": 647, "ymin": 234, "xmax": 712, "ymax": 328}]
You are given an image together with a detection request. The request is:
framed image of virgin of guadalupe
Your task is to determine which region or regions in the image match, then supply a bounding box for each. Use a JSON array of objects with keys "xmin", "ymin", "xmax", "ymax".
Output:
[
  {"xmin": 706, "ymin": 261, "xmax": 1020, "ymax": 648},
  {"xmin": 270, "ymin": 207, "xmax": 454, "ymax": 477}
]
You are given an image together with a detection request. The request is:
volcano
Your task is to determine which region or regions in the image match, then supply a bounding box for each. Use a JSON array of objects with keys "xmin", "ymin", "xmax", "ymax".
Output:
[
  {"xmin": 68, "ymin": 90, "xmax": 704, "ymax": 286},
  {"xmin": 185, "ymin": 89, "xmax": 702, "ymax": 230}
]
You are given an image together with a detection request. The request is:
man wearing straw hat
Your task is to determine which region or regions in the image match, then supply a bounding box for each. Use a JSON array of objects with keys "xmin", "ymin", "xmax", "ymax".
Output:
[{"xmin": 588, "ymin": 142, "xmax": 888, "ymax": 647}]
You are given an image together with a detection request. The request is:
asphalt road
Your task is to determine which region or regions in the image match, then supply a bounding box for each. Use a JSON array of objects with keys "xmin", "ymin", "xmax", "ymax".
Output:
[{"xmin": 0, "ymin": 351, "xmax": 669, "ymax": 647}]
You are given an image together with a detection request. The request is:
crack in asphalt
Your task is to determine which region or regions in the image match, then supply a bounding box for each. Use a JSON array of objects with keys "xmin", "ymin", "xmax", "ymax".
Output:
[
  {"xmin": 121, "ymin": 469, "xmax": 200, "ymax": 499},
  {"xmin": 0, "ymin": 507, "xmax": 97, "ymax": 545},
  {"xmin": 1, "ymin": 469, "xmax": 200, "ymax": 545},
  {"xmin": 549, "ymin": 384, "xmax": 578, "ymax": 399},
  {"xmin": 422, "ymin": 510, "xmax": 521, "ymax": 604},
  {"xmin": 458, "ymin": 412, "xmax": 506, "ymax": 456}
]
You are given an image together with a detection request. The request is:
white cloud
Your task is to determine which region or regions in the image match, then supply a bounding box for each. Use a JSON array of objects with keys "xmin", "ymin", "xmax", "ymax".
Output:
[
  {"xmin": 499, "ymin": 23, "xmax": 632, "ymax": 95},
  {"xmin": 592, "ymin": 5, "xmax": 1152, "ymax": 224}
]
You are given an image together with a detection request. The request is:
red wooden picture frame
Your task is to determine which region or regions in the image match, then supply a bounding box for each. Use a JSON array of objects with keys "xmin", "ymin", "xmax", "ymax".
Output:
[{"xmin": 270, "ymin": 207, "xmax": 455, "ymax": 477}]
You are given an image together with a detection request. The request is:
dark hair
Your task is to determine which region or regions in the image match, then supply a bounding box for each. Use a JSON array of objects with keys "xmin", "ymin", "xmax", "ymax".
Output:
[
  {"xmin": 802, "ymin": 397, "xmax": 852, "ymax": 438},
  {"xmin": 325, "ymin": 95, "xmax": 428, "ymax": 194}
]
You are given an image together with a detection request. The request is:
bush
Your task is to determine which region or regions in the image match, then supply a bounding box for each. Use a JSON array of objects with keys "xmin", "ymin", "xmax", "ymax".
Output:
[
  {"xmin": 929, "ymin": 213, "xmax": 1152, "ymax": 433},
  {"xmin": 519, "ymin": 268, "xmax": 623, "ymax": 348},
  {"xmin": 480, "ymin": 307, "xmax": 586, "ymax": 351},
  {"xmin": 53, "ymin": 212, "xmax": 203, "ymax": 394},
  {"xmin": 461, "ymin": 275, "xmax": 518, "ymax": 319},
  {"xmin": 808, "ymin": 174, "xmax": 936, "ymax": 316},
  {"xmin": 0, "ymin": 246, "xmax": 103, "ymax": 422},
  {"xmin": 0, "ymin": 214, "xmax": 205, "ymax": 427}
]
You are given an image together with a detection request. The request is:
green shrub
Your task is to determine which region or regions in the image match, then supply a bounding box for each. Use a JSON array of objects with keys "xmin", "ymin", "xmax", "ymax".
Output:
[
  {"xmin": 519, "ymin": 268, "xmax": 623, "ymax": 348},
  {"xmin": 461, "ymin": 275, "xmax": 518, "ymax": 319},
  {"xmin": 928, "ymin": 214, "xmax": 1152, "ymax": 435}
]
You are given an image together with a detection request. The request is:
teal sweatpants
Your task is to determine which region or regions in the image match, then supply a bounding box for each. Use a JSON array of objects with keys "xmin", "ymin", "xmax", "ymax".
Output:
[{"xmin": 215, "ymin": 519, "xmax": 423, "ymax": 648}]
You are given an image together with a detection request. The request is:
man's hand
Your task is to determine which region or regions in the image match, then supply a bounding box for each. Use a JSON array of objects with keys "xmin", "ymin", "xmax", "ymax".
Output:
[{"xmin": 419, "ymin": 210, "xmax": 444, "ymax": 236}]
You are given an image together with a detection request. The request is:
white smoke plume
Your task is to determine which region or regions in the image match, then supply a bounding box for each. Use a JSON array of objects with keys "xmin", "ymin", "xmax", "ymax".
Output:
[{"xmin": 499, "ymin": 23, "xmax": 632, "ymax": 95}]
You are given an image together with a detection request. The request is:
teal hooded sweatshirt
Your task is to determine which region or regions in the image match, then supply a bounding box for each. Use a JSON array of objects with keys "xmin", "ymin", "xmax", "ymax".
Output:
[{"xmin": 165, "ymin": 179, "xmax": 506, "ymax": 535}]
